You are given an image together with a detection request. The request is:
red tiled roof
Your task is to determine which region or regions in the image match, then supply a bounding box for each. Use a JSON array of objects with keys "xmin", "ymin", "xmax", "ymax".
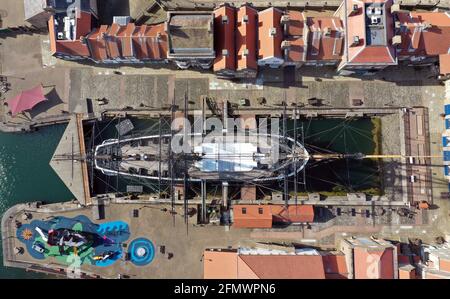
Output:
[
  {"xmin": 272, "ymin": 205, "xmax": 314, "ymax": 223},
  {"xmin": 87, "ymin": 25, "xmax": 108, "ymax": 61},
  {"xmin": 144, "ymin": 23, "xmax": 168, "ymax": 59},
  {"xmin": 440, "ymin": 54, "xmax": 450, "ymax": 75},
  {"xmin": 397, "ymin": 12, "xmax": 450, "ymax": 57},
  {"xmin": 204, "ymin": 251, "xmax": 238, "ymax": 279},
  {"xmin": 75, "ymin": 11, "xmax": 92, "ymax": 39},
  {"xmin": 55, "ymin": 40, "xmax": 90, "ymax": 57},
  {"xmin": 258, "ymin": 7, "xmax": 284, "ymax": 60},
  {"xmin": 239, "ymin": 255, "xmax": 326, "ymax": 279},
  {"xmin": 213, "ymin": 5, "xmax": 236, "ymax": 72},
  {"xmin": 49, "ymin": 14, "xmax": 90, "ymax": 57},
  {"xmin": 354, "ymin": 247, "xmax": 395, "ymax": 279},
  {"xmin": 350, "ymin": 46, "xmax": 396, "ymax": 63},
  {"xmin": 132, "ymin": 26, "xmax": 148, "ymax": 59},
  {"xmin": 117, "ymin": 23, "xmax": 135, "ymax": 58},
  {"xmin": 342, "ymin": 0, "xmax": 396, "ymax": 66},
  {"xmin": 284, "ymin": 36, "xmax": 306, "ymax": 63},
  {"xmin": 204, "ymin": 250, "xmax": 351, "ymax": 279},
  {"xmin": 285, "ymin": 10, "xmax": 305, "ymax": 36},
  {"xmin": 232, "ymin": 205, "xmax": 314, "ymax": 228},
  {"xmin": 236, "ymin": 4, "xmax": 258, "ymax": 71},
  {"xmin": 322, "ymin": 253, "xmax": 349, "ymax": 279},
  {"xmin": 232, "ymin": 205, "xmax": 273, "ymax": 228},
  {"xmin": 306, "ymin": 16, "xmax": 344, "ymax": 61},
  {"xmin": 105, "ymin": 23, "xmax": 121, "ymax": 59}
]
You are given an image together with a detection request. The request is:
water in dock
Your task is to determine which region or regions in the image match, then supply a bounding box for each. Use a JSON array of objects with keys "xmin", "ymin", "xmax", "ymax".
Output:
[
  {"xmin": 91, "ymin": 116, "xmax": 380, "ymax": 196},
  {"xmin": 0, "ymin": 124, "xmax": 74, "ymax": 278}
]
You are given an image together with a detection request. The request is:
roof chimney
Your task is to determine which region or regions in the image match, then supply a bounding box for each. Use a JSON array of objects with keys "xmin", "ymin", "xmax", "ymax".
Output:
[
  {"xmin": 352, "ymin": 36, "xmax": 360, "ymax": 46},
  {"xmin": 222, "ymin": 15, "xmax": 229, "ymax": 24},
  {"xmin": 421, "ymin": 22, "xmax": 432, "ymax": 30},
  {"xmin": 392, "ymin": 35, "xmax": 402, "ymax": 46},
  {"xmin": 281, "ymin": 40, "xmax": 291, "ymax": 49},
  {"xmin": 390, "ymin": 4, "xmax": 403, "ymax": 14},
  {"xmin": 269, "ymin": 27, "xmax": 277, "ymax": 37},
  {"xmin": 281, "ymin": 15, "xmax": 290, "ymax": 24}
]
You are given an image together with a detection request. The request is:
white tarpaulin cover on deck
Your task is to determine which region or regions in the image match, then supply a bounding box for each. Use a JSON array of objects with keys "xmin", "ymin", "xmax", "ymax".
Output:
[{"xmin": 194, "ymin": 142, "xmax": 257, "ymax": 172}]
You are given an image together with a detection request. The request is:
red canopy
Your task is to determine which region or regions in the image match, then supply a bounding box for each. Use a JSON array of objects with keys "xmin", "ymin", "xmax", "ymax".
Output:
[{"xmin": 6, "ymin": 85, "xmax": 47, "ymax": 116}]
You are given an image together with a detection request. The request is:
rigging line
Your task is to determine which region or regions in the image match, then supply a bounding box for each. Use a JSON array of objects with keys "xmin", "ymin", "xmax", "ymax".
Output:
[
  {"xmin": 305, "ymin": 116, "xmax": 312, "ymax": 137},
  {"xmin": 347, "ymin": 127, "xmax": 365, "ymax": 155},
  {"xmin": 352, "ymin": 171, "xmax": 378, "ymax": 189},
  {"xmin": 346, "ymin": 125, "xmax": 375, "ymax": 143},
  {"xmin": 293, "ymin": 108, "xmax": 298, "ymax": 207},
  {"xmin": 343, "ymin": 129, "xmax": 353, "ymax": 192},
  {"xmin": 229, "ymin": 187, "xmax": 241, "ymax": 201},
  {"xmin": 324, "ymin": 124, "xmax": 347, "ymax": 149},
  {"xmin": 305, "ymin": 173, "xmax": 349, "ymax": 190},
  {"xmin": 346, "ymin": 123, "xmax": 374, "ymax": 137},
  {"xmin": 183, "ymin": 88, "xmax": 189, "ymax": 232},
  {"xmin": 94, "ymin": 173, "xmax": 119, "ymax": 193},
  {"xmin": 170, "ymin": 92, "xmax": 176, "ymax": 227},
  {"xmin": 304, "ymin": 142, "xmax": 338, "ymax": 154},
  {"xmin": 345, "ymin": 122, "xmax": 374, "ymax": 141},
  {"xmin": 93, "ymin": 116, "xmax": 118, "ymax": 140},
  {"xmin": 301, "ymin": 123, "xmax": 306, "ymax": 193},
  {"xmin": 132, "ymin": 117, "xmax": 160, "ymax": 132},
  {"xmin": 89, "ymin": 121, "xmax": 96, "ymax": 194},
  {"xmin": 212, "ymin": 184, "xmax": 219, "ymax": 200},
  {"xmin": 304, "ymin": 121, "xmax": 345, "ymax": 139},
  {"xmin": 159, "ymin": 116, "xmax": 162, "ymax": 198},
  {"xmin": 131, "ymin": 122, "xmax": 162, "ymax": 138},
  {"xmin": 116, "ymin": 116, "xmax": 121, "ymax": 192},
  {"xmin": 121, "ymin": 175, "xmax": 160, "ymax": 193},
  {"xmin": 219, "ymin": 172, "xmax": 296, "ymax": 196}
]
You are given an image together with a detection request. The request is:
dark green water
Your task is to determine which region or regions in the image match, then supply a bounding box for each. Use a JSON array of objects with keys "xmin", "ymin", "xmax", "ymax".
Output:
[{"xmin": 0, "ymin": 124, "xmax": 74, "ymax": 278}]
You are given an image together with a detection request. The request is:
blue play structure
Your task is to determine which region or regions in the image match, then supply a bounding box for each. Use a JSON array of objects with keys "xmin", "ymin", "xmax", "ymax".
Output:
[{"xmin": 128, "ymin": 238, "xmax": 155, "ymax": 266}]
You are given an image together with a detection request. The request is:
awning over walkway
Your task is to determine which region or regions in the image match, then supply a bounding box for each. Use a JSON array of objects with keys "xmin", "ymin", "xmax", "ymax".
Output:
[{"xmin": 6, "ymin": 84, "xmax": 47, "ymax": 116}]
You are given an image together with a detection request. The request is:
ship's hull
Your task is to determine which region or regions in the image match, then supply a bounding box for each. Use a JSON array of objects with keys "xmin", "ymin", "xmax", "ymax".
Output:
[{"xmin": 94, "ymin": 133, "xmax": 309, "ymax": 182}]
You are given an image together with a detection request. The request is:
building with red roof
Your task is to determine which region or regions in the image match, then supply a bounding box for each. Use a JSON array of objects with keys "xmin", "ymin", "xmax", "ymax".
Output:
[
  {"xmin": 46, "ymin": 2, "xmax": 449, "ymax": 78},
  {"xmin": 236, "ymin": 4, "xmax": 258, "ymax": 78},
  {"xmin": 86, "ymin": 25, "xmax": 109, "ymax": 62},
  {"xmin": 213, "ymin": 4, "xmax": 237, "ymax": 76},
  {"xmin": 257, "ymin": 7, "xmax": 284, "ymax": 68},
  {"xmin": 204, "ymin": 247, "xmax": 348, "ymax": 279},
  {"xmin": 395, "ymin": 10, "xmax": 450, "ymax": 73},
  {"xmin": 337, "ymin": 0, "xmax": 397, "ymax": 72},
  {"xmin": 305, "ymin": 16, "xmax": 344, "ymax": 66},
  {"xmin": 440, "ymin": 54, "xmax": 450, "ymax": 78},
  {"xmin": 104, "ymin": 23, "xmax": 121, "ymax": 61},
  {"xmin": 339, "ymin": 237, "xmax": 398, "ymax": 279},
  {"xmin": 48, "ymin": 10, "xmax": 93, "ymax": 60},
  {"xmin": 322, "ymin": 252, "xmax": 350, "ymax": 279},
  {"xmin": 132, "ymin": 24, "xmax": 167, "ymax": 62},
  {"xmin": 282, "ymin": 10, "xmax": 308, "ymax": 67},
  {"xmin": 232, "ymin": 204, "xmax": 314, "ymax": 228}
]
